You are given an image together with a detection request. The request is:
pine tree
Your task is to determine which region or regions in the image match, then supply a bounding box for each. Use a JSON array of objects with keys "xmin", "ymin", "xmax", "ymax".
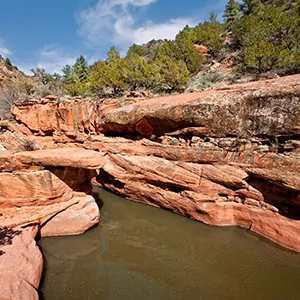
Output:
[
  {"xmin": 155, "ymin": 56, "xmax": 190, "ymax": 92},
  {"xmin": 241, "ymin": 0, "xmax": 263, "ymax": 15},
  {"xmin": 62, "ymin": 65, "xmax": 75, "ymax": 83},
  {"xmin": 209, "ymin": 12, "xmax": 218, "ymax": 22},
  {"xmin": 4, "ymin": 58, "xmax": 13, "ymax": 71},
  {"xmin": 127, "ymin": 44, "xmax": 145, "ymax": 57},
  {"xmin": 107, "ymin": 46, "xmax": 120, "ymax": 61},
  {"xmin": 175, "ymin": 30, "xmax": 203, "ymax": 73},
  {"xmin": 73, "ymin": 55, "xmax": 89, "ymax": 82},
  {"xmin": 223, "ymin": 0, "xmax": 240, "ymax": 27}
]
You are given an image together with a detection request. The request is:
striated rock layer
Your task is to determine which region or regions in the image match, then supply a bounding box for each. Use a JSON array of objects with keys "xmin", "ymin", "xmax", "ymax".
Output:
[
  {"xmin": 93, "ymin": 137, "xmax": 300, "ymax": 252},
  {"xmin": 0, "ymin": 148, "xmax": 104, "ymax": 299},
  {"xmin": 5, "ymin": 74, "xmax": 300, "ymax": 255}
]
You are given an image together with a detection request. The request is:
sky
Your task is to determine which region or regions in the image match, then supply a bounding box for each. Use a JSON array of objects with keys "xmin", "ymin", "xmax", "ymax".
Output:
[{"xmin": 0, "ymin": 0, "xmax": 227, "ymax": 74}]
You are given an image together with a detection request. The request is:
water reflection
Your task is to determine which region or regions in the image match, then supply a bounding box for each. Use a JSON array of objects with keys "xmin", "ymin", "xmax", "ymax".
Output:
[{"xmin": 39, "ymin": 187, "xmax": 300, "ymax": 300}]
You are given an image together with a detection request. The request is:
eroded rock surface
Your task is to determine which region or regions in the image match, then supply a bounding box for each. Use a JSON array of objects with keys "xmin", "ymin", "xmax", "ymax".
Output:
[
  {"xmin": 0, "ymin": 225, "xmax": 42, "ymax": 300},
  {"xmin": 2, "ymin": 75, "xmax": 300, "ymax": 298},
  {"xmin": 3, "ymin": 74, "xmax": 300, "ymax": 258},
  {"xmin": 103, "ymin": 74, "xmax": 300, "ymax": 136},
  {"xmin": 92, "ymin": 137, "xmax": 300, "ymax": 252},
  {"xmin": 0, "ymin": 148, "xmax": 104, "ymax": 298}
]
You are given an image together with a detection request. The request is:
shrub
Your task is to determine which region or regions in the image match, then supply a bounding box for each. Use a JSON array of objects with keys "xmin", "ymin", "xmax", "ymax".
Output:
[{"xmin": 0, "ymin": 84, "xmax": 20, "ymax": 119}]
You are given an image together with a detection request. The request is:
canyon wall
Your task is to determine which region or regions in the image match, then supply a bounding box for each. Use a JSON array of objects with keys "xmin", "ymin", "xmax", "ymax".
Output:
[{"xmin": 3, "ymin": 74, "xmax": 300, "ymax": 255}]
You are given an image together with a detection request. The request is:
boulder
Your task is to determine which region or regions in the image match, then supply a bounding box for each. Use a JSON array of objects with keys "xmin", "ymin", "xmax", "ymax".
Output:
[{"xmin": 103, "ymin": 74, "xmax": 300, "ymax": 137}]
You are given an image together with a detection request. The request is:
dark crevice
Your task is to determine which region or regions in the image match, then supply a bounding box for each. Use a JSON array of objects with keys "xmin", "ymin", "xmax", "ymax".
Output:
[
  {"xmin": 247, "ymin": 174, "xmax": 300, "ymax": 220},
  {"xmin": 96, "ymin": 169, "xmax": 125, "ymax": 190}
]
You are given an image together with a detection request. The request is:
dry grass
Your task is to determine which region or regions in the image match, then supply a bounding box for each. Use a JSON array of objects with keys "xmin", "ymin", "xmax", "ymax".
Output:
[{"xmin": 0, "ymin": 84, "xmax": 20, "ymax": 119}]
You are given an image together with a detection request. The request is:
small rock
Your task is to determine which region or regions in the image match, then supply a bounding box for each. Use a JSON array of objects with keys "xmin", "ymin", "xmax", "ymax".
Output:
[
  {"xmin": 244, "ymin": 198, "xmax": 261, "ymax": 207},
  {"xmin": 234, "ymin": 196, "xmax": 242, "ymax": 203},
  {"xmin": 191, "ymin": 136, "xmax": 203, "ymax": 144},
  {"xmin": 45, "ymin": 95, "xmax": 59, "ymax": 101},
  {"xmin": 255, "ymin": 145, "xmax": 270, "ymax": 152},
  {"xmin": 260, "ymin": 201, "xmax": 279, "ymax": 213}
]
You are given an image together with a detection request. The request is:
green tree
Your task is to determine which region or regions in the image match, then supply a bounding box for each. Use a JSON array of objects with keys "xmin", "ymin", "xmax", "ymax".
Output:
[
  {"xmin": 223, "ymin": 0, "xmax": 240, "ymax": 28},
  {"xmin": 231, "ymin": 4, "xmax": 300, "ymax": 73},
  {"xmin": 123, "ymin": 53, "xmax": 160, "ymax": 90},
  {"xmin": 241, "ymin": 0, "xmax": 263, "ymax": 15},
  {"xmin": 73, "ymin": 55, "xmax": 89, "ymax": 82},
  {"xmin": 4, "ymin": 58, "xmax": 13, "ymax": 71},
  {"xmin": 156, "ymin": 41, "xmax": 180, "ymax": 61},
  {"xmin": 107, "ymin": 46, "xmax": 120, "ymax": 61},
  {"xmin": 62, "ymin": 65, "xmax": 75, "ymax": 83},
  {"xmin": 63, "ymin": 56, "xmax": 90, "ymax": 96},
  {"xmin": 127, "ymin": 44, "xmax": 146, "ymax": 57},
  {"xmin": 175, "ymin": 29, "xmax": 203, "ymax": 73},
  {"xmin": 156, "ymin": 56, "xmax": 190, "ymax": 92},
  {"xmin": 194, "ymin": 21, "xmax": 226, "ymax": 56},
  {"xmin": 90, "ymin": 48, "xmax": 127, "ymax": 96},
  {"xmin": 209, "ymin": 12, "xmax": 218, "ymax": 22}
]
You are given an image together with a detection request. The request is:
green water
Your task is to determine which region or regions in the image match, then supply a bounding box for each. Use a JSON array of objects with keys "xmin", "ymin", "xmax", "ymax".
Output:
[{"xmin": 39, "ymin": 187, "xmax": 300, "ymax": 300}]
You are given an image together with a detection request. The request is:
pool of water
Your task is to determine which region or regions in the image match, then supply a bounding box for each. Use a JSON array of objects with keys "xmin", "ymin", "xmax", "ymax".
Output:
[{"xmin": 39, "ymin": 187, "xmax": 300, "ymax": 300}]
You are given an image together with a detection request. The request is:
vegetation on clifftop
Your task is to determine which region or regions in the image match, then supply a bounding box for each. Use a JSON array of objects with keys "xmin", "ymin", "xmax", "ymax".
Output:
[
  {"xmin": 61, "ymin": 0, "xmax": 300, "ymax": 96},
  {"xmin": 1, "ymin": 0, "xmax": 300, "ymax": 103}
]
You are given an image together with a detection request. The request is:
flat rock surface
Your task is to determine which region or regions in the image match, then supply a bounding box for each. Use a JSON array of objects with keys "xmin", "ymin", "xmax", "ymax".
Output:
[{"xmin": 14, "ymin": 148, "xmax": 105, "ymax": 169}]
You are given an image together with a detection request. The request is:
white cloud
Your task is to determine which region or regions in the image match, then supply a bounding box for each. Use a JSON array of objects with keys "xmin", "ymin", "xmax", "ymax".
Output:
[
  {"xmin": 0, "ymin": 40, "xmax": 12, "ymax": 57},
  {"xmin": 17, "ymin": 45, "xmax": 77, "ymax": 75},
  {"xmin": 36, "ymin": 45, "xmax": 77, "ymax": 74},
  {"xmin": 133, "ymin": 19, "xmax": 195, "ymax": 45},
  {"xmin": 77, "ymin": 0, "xmax": 196, "ymax": 53}
]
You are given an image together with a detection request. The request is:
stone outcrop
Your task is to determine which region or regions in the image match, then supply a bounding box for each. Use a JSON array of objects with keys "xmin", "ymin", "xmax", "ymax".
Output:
[
  {"xmin": 10, "ymin": 97, "xmax": 145, "ymax": 139},
  {"xmin": 0, "ymin": 226, "xmax": 42, "ymax": 300},
  {"xmin": 89, "ymin": 136, "xmax": 299, "ymax": 251},
  {"xmin": 4, "ymin": 74, "xmax": 300, "ymax": 257},
  {"xmin": 102, "ymin": 74, "xmax": 300, "ymax": 136},
  {"xmin": 0, "ymin": 148, "xmax": 105, "ymax": 298}
]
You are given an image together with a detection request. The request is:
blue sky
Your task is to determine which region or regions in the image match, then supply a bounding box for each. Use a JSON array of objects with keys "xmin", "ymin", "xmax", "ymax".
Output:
[{"xmin": 0, "ymin": 0, "xmax": 227, "ymax": 74}]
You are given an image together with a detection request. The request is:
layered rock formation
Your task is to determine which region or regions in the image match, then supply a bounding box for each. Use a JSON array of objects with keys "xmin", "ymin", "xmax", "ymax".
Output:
[
  {"xmin": 4, "ymin": 74, "xmax": 300, "ymax": 255},
  {"xmin": 0, "ymin": 148, "xmax": 104, "ymax": 299},
  {"xmin": 93, "ymin": 137, "xmax": 300, "ymax": 251}
]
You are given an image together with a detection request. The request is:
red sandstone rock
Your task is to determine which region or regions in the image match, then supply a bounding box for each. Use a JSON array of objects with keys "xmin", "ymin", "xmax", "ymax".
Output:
[
  {"xmin": 0, "ymin": 148, "xmax": 103, "ymax": 299},
  {"xmin": 5, "ymin": 75, "xmax": 300, "ymax": 256},
  {"xmin": 92, "ymin": 135, "xmax": 300, "ymax": 252},
  {"xmin": 11, "ymin": 99, "xmax": 97, "ymax": 137},
  {"xmin": 41, "ymin": 195, "xmax": 100, "ymax": 236},
  {"xmin": 45, "ymin": 94, "xmax": 59, "ymax": 100},
  {"xmin": 0, "ymin": 225, "xmax": 43, "ymax": 300},
  {"xmin": 193, "ymin": 44, "xmax": 208, "ymax": 56},
  {"xmin": 14, "ymin": 148, "xmax": 105, "ymax": 169},
  {"xmin": 103, "ymin": 74, "xmax": 300, "ymax": 136}
]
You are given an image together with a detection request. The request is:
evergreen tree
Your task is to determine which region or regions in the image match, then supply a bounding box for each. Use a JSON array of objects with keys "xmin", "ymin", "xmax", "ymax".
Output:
[
  {"xmin": 107, "ymin": 46, "xmax": 120, "ymax": 61},
  {"xmin": 223, "ymin": 0, "xmax": 240, "ymax": 27},
  {"xmin": 123, "ymin": 54, "xmax": 160, "ymax": 90},
  {"xmin": 209, "ymin": 12, "xmax": 218, "ymax": 22},
  {"xmin": 194, "ymin": 20, "xmax": 226, "ymax": 56},
  {"xmin": 156, "ymin": 56, "xmax": 190, "ymax": 92},
  {"xmin": 73, "ymin": 55, "xmax": 89, "ymax": 82},
  {"xmin": 241, "ymin": 0, "xmax": 263, "ymax": 15},
  {"xmin": 4, "ymin": 58, "xmax": 13, "ymax": 71},
  {"xmin": 62, "ymin": 65, "xmax": 75, "ymax": 83},
  {"xmin": 90, "ymin": 48, "xmax": 127, "ymax": 96},
  {"xmin": 127, "ymin": 44, "xmax": 146, "ymax": 57},
  {"xmin": 175, "ymin": 29, "xmax": 203, "ymax": 73}
]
